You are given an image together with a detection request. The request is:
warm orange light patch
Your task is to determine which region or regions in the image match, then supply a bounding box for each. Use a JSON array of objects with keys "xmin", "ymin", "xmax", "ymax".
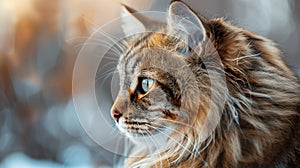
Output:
[
  {"xmin": 148, "ymin": 33, "xmax": 167, "ymax": 48},
  {"xmin": 137, "ymin": 93, "xmax": 144, "ymax": 100},
  {"xmin": 129, "ymin": 89, "xmax": 135, "ymax": 95}
]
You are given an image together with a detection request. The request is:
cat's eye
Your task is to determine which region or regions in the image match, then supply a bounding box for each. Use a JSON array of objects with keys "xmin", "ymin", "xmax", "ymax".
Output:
[
  {"xmin": 176, "ymin": 47, "xmax": 192, "ymax": 56},
  {"xmin": 141, "ymin": 78, "xmax": 154, "ymax": 93}
]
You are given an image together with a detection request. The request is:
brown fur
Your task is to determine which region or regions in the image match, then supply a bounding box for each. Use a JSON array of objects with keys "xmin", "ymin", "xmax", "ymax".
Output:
[{"xmin": 113, "ymin": 1, "xmax": 300, "ymax": 168}]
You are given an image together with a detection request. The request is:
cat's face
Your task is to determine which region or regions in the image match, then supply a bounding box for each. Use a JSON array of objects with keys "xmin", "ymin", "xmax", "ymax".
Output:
[
  {"xmin": 111, "ymin": 40, "xmax": 199, "ymax": 137},
  {"xmin": 111, "ymin": 2, "xmax": 216, "ymax": 140}
]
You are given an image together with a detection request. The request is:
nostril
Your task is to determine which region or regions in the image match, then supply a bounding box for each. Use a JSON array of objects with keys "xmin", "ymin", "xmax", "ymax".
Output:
[{"xmin": 111, "ymin": 109, "xmax": 122, "ymax": 122}]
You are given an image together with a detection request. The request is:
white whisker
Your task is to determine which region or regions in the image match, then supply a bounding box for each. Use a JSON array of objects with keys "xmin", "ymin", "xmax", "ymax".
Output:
[
  {"xmin": 156, "ymin": 118, "xmax": 195, "ymax": 129},
  {"xmin": 95, "ymin": 28, "xmax": 127, "ymax": 52},
  {"xmin": 144, "ymin": 129, "xmax": 164, "ymax": 168},
  {"xmin": 145, "ymin": 124, "xmax": 194, "ymax": 154}
]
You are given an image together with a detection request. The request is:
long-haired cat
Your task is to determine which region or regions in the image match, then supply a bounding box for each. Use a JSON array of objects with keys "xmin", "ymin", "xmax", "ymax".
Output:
[{"xmin": 111, "ymin": 1, "xmax": 300, "ymax": 167}]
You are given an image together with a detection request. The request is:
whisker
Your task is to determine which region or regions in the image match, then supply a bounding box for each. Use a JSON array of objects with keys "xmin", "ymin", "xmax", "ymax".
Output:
[
  {"xmin": 97, "ymin": 61, "xmax": 118, "ymax": 73},
  {"xmin": 73, "ymin": 42, "xmax": 122, "ymax": 56},
  {"xmin": 95, "ymin": 28, "xmax": 127, "ymax": 52},
  {"xmin": 145, "ymin": 129, "xmax": 164, "ymax": 168},
  {"xmin": 96, "ymin": 71, "xmax": 116, "ymax": 81},
  {"xmin": 71, "ymin": 36, "xmax": 124, "ymax": 57},
  {"xmin": 96, "ymin": 69, "xmax": 118, "ymax": 88},
  {"xmin": 197, "ymin": 133, "xmax": 213, "ymax": 154},
  {"xmin": 156, "ymin": 118, "xmax": 195, "ymax": 129},
  {"xmin": 103, "ymin": 54, "xmax": 120, "ymax": 61},
  {"xmin": 96, "ymin": 68, "xmax": 117, "ymax": 80},
  {"xmin": 149, "ymin": 121, "xmax": 213, "ymax": 155},
  {"xmin": 66, "ymin": 36, "xmax": 92, "ymax": 43},
  {"xmin": 96, "ymin": 73, "xmax": 117, "ymax": 88},
  {"xmin": 145, "ymin": 124, "xmax": 194, "ymax": 154},
  {"xmin": 90, "ymin": 39, "xmax": 124, "ymax": 56},
  {"xmin": 149, "ymin": 122, "xmax": 197, "ymax": 152},
  {"xmin": 67, "ymin": 36, "xmax": 109, "ymax": 43},
  {"xmin": 226, "ymin": 53, "xmax": 261, "ymax": 65},
  {"xmin": 113, "ymin": 135, "xmax": 123, "ymax": 167},
  {"xmin": 130, "ymin": 127, "xmax": 156, "ymax": 168},
  {"xmin": 96, "ymin": 28, "xmax": 128, "ymax": 48}
]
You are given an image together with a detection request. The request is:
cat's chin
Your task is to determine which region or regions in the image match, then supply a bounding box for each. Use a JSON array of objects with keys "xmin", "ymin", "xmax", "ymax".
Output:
[
  {"xmin": 116, "ymin": 118, "xmax": 173, "ymax": 145},
  {"xmin": 125, "ymin": 128, "xmax": 170, "ymax": 147},
  {"xmin": 117, "ymin": 118, "xmax": 158, "ymax": 136},
  {"xmin": 118, "ymin": 124, "xmax": 162, "ymax": 138}
]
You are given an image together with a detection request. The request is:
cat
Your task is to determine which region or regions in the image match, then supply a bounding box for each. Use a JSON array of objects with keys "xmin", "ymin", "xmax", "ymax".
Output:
[{"xmin": 111, "ymin": 1, "xmax": 300, "ymax": 167}]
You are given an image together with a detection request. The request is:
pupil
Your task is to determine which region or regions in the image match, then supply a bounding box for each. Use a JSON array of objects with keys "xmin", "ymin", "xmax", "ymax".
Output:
[{"xmin": 140, "ymin": 78, "xmax": 153, "ymax": 93}]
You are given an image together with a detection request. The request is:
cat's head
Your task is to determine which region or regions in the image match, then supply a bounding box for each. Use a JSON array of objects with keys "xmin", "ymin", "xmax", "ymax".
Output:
[
  {"xmin": 111, "ymin": 1, "xmax": 240, "ymax": 142},
  {"xmin": 107, "ymin": 1, "xmax": 300, "ymax": 167}
]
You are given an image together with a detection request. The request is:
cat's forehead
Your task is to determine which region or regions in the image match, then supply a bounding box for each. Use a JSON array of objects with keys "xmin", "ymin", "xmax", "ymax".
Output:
[
  {"xmin": 125, "ymin": 31, "xmax": 175, "ymax": 52},
  {"xmin": 120, "ymin": 32, "xmax": 185, "ymax": 71},
  {"xmin": 117, "ymin": 32, "xmax": 189, "ymax": 89}
]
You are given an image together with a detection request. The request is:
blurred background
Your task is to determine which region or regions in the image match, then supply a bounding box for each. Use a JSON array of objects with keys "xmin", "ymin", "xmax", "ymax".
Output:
[{"xmin": 0, "ymin": 0, "xmax": 299, "ymax": 167}]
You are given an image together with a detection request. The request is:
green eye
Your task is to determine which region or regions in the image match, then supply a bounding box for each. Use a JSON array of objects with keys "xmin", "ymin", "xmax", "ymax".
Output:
[{"xmin": 141, "ymin": 78, "xmax": 154, "ymax": 93}]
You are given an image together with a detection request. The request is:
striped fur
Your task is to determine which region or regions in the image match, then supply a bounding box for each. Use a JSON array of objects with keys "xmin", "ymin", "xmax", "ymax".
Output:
[{"xmin": 112, "ymin": 1, "xmax": 300, "ymax": 167}]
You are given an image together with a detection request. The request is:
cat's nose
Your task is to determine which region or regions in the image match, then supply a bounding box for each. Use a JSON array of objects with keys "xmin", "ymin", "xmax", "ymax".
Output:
[{"xmin": 111, "ymin": 108, "xmax": 122, "ymax": 123}]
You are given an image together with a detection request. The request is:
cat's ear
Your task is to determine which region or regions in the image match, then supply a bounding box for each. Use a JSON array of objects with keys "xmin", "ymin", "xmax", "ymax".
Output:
[
  {"xmin": 121, "ymin": 4, "xmax": 146, "ymax": 35},
  {"xmin": 167, "ymin": 1, "xmax": 208, "ymax": 49},
  {"xmin": 121, "ymin": 4, "xmax": 165, "ymax": 36}
]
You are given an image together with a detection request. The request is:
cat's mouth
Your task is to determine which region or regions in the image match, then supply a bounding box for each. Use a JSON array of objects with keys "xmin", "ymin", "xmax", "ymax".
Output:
[{"xmin": 118, "ymin": 118, "xmax": 162, "ymax": 136}]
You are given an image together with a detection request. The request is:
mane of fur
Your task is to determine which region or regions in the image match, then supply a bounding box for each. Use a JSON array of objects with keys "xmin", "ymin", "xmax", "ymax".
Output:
[{"xmin": 125, "ymin": 18, "xmax": 300, "ymax": 168}]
